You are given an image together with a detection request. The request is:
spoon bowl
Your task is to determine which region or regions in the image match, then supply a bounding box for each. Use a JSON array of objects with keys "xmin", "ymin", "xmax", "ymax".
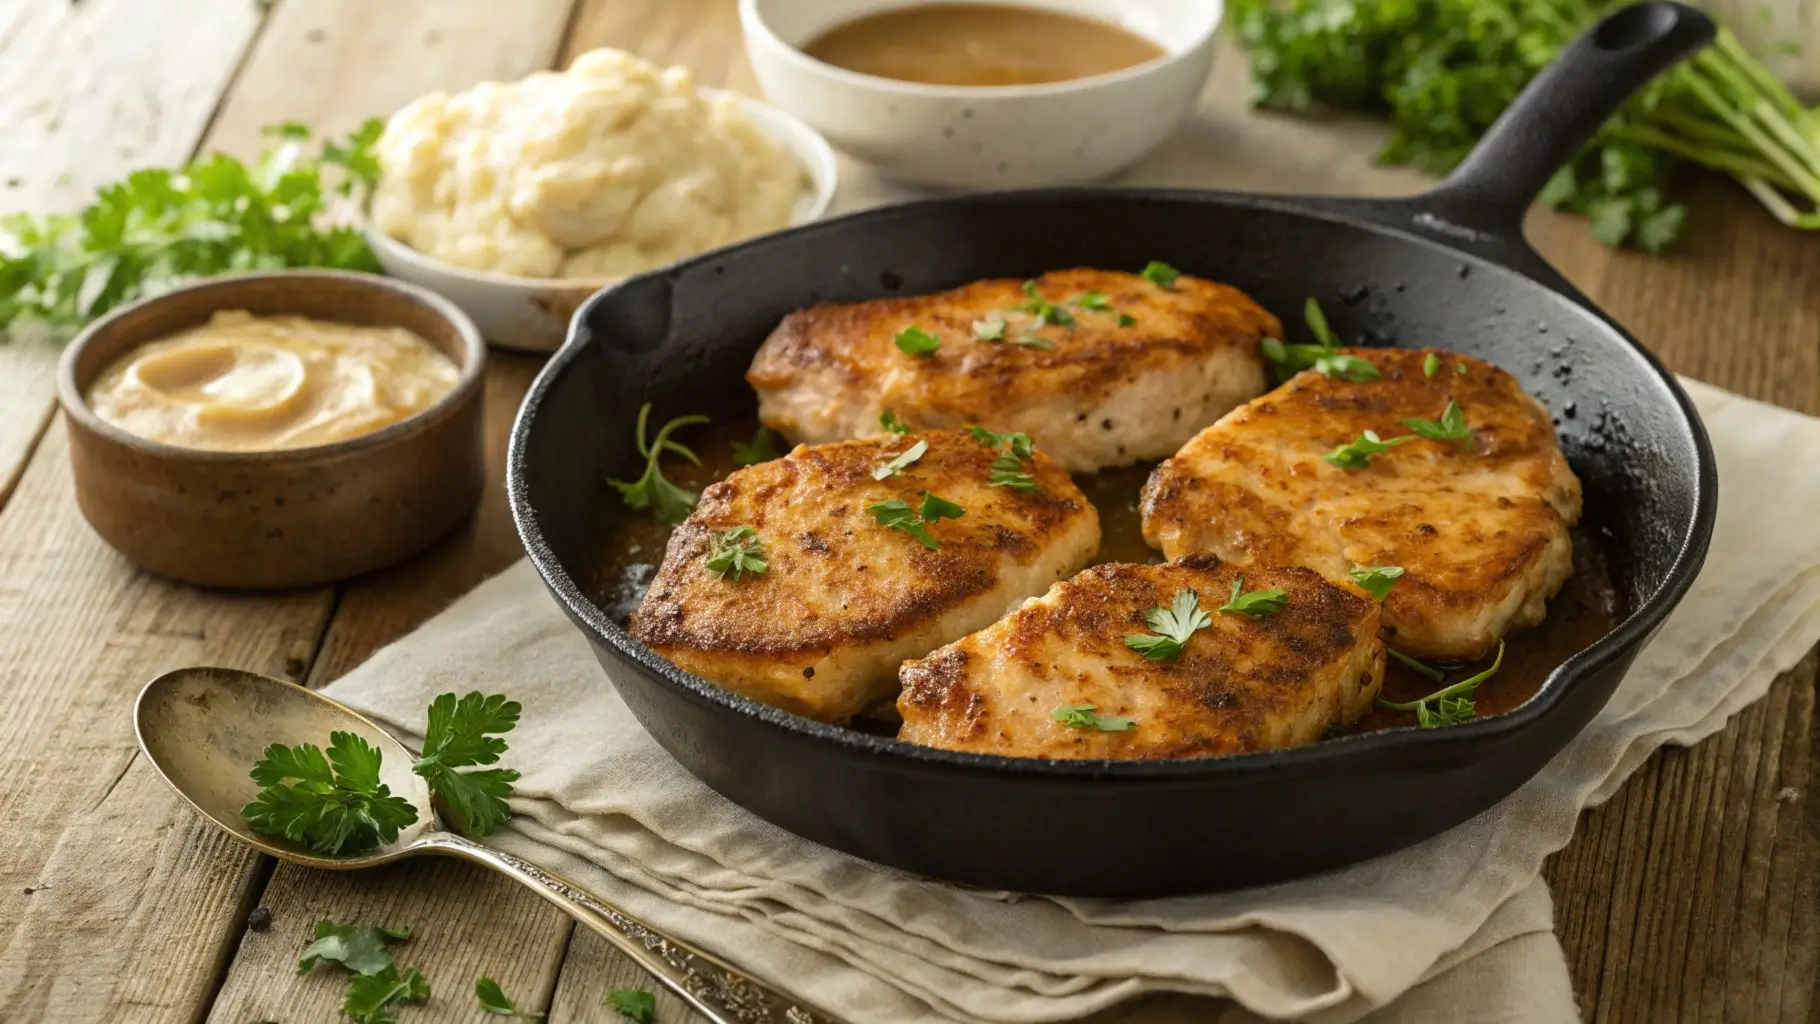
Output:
[{"xmin": 134, "ymin": 666, "xmax": 827, "ymax": 1023}]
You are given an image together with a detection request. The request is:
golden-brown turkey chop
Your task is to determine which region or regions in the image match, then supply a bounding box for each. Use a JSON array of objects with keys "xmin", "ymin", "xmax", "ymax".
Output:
[
  {"xmin": 746, "ymin": 268, "xmax": 1277, "ymax": 472},
  {"xmin": 897, "ymin": 556, "xmax": 1385, "ymax": 759},
  {"xmin": 1141, "ymin": 348, "xmax": 1582, "ymax": 661},
  {"xmin": 630, "ymin": 429, "xmax": 1100, "ymax": 723}
]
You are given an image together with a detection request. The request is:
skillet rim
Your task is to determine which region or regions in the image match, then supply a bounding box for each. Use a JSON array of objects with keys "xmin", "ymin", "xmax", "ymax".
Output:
[{"xmin": 507, "ymin": 185, "xmax": 1720, "ymax": 782}]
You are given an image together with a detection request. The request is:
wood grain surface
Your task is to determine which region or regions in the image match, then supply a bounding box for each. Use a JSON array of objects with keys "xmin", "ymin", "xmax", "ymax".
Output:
[{"xmin": 0, "ymin": 1, "xmax": 1813, "ymax": 1021}]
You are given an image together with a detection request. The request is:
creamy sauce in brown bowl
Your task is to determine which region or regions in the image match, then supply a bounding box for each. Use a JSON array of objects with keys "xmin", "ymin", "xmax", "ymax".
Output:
[{"xmin": 56, "ymin": 270, "xmax": 487, "ymax": 589}]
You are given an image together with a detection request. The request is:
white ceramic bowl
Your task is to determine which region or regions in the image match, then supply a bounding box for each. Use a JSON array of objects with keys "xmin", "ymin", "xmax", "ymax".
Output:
[
  {"xmin": 741, "ymin": 0, "xmax": 1222, "ymax": 190},
  {"xmin": 365, "ymin": 92, "xmax": 839, "ymax": 353}
]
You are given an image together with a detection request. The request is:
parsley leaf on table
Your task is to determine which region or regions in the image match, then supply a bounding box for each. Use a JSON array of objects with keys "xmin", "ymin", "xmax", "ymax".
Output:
[
  {"xmin": 872, "ymin": 439, "xmax": 929, "ymax": 480},
  {"xmin": 730, "ymin": 427, "xmax": 781, "ymax": 467},
  {"xmin": 0, "ymin": 119, "xmax": 385, "ymax": 338},
  {"xmin": 1218, "ymin": 577, "xmax": 1290, "ymax": 618},
  {"xmin": 704, "ymin": 525, "xmax": 768, "ymax": 580},
  {"xmin": 476, "ymin": 977, "xmax": 545, "ymax": 1018},
  {"xmin": 866, "ymin": 492, "xmax": 965, "ymax": 549},
  {"xmin": 607, "ymin": 404, "xmax": 709, "ymax": 525},
  {"xmin": 241, "ymin": 732, "xmax": 419, "ymax": 856},
  {"xmin": 297, "ymin": 920, "xmax": 411, "ymax": 976},
  {"xmin": 1124, "ymin": 588, "xmax": 1213, "ymax": 660},
  {"xmin": 1323, "ymin": 430, "xmax": 1415, "ymax": 469},
  {"xmin": 412, "ymin": 691, "xmax": 522, "ymax": 839},
  {"xmin": 1051, "ymin": 703, "xmax": 1137, "ymax": 731},
  {"xmin": 605, "ymin": 987, "xmax": 658, "ymax": 1023},
  {"xmin": 1348, "ymin": 564, "xmax": 1404, "ymax": 601},
  {"xmin": 1401, "ymin": 399, "xmax": 1473, "ymax": 443},
  {"xmin": 344, "ymin": 964, "xmax": 429, "ymax": 1024}
]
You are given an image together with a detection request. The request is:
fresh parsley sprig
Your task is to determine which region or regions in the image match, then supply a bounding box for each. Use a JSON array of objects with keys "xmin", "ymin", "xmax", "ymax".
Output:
[
  {"xmin": 1124, "ymin": 588, "xmax": 1213, "ymax": 660},
  {"xmin": 607, "ymin": 404, "xmax": 709, "ymax": 525},
  {"xmin": 969, "ymin": 425, "xmax": 1039, "ymax": 492},
  {"xmin": 1378, "ymin": 640, "xmax": 1506, "ymax": 726},
  {"xmin": 298, "ymin": 921, "xmax": 413, "ymax": 976},
  {"xmin": 241, "ymin": 732, "xmax": 419, "ymax": 857},
  {"xmin": 0, "ymin": 119, "xmax": 385, "ymax": 337},
  {"xmin": 345, "ymin": 965, "xmax": 430, "ymax": 1024},
  {"xmin": 1401, "ymin": 399, "xmax": 1473, "ymax": 443},
  {"xmin": 731, "ymin": 427, "xmax": 781, "ymax": 467},
  {"xmin": 477, "ymin": 977, "xmax": 545, "ymax": 1019},
  {"xmin": 866, "ymin": 492, "xmax": 965, "ymax": 549},
  {"xmin": 705, "ymin": 525, "xmax": 768, "ymax": 580},
  {"xmin": 872, "ymin": 439, "xmax": 929, "ymax": 480},
  {"xmin": 1051, "ymin": 703, "xmax": 1137, "ymax": 731},
  {"xmin": 606, "ymin": 988, "xmax": 657, "ymax": 1023},
  {"xmin": 1348, "ymin": 564, "xmax": 1404, "ymax": 601},
  {"xmin": 1218, "ymin": 577, "xmax": 1290, "ymax": 617},
  {"xmin": 1260, "ymin": 297, "xmax": 1381, "ymax": 383},
  {"xmin": 411, "ymin": 691, "xmax": 523, "ymax": 839},
  {"xmin": 1323, "ymin": 430, "xmax": 1416, "ymax": 469}
]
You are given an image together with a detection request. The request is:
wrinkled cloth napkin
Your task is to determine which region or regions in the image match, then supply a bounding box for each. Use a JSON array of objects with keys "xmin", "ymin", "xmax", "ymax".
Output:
[{"xmin": 322, "ymin": 379, "xmax": 1820, "ymax": 1022}]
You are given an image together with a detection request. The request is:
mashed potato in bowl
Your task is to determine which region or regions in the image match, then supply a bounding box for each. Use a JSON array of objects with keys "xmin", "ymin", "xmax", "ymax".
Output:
[{"xmin": 371, "ymin": 49, "xmax": 807, "ymax": 280}]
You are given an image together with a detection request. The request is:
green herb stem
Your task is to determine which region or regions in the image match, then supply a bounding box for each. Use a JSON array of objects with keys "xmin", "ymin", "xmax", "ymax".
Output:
[{"xmin": 1387, "ymin": 647, "xmax": 1445, "ymax": 683}]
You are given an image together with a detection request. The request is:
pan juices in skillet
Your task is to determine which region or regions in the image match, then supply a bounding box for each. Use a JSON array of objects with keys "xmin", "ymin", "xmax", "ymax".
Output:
[
  {"xmin": 745, "ymin": 267, "xmax": 1278, "ymax": 473},
  {"xmin": 628, "ymin": 429, "xmax": 1100, "ymax": 723},
  {"xmin": 1142, "ymin": 348, "xmax": 1584, "ymax": 662}
]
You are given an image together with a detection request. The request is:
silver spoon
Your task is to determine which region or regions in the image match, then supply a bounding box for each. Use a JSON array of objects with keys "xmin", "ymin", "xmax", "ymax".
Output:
[{"xmin": 134, "ymin": 666, "xmax": 828, "ymax": 1024}]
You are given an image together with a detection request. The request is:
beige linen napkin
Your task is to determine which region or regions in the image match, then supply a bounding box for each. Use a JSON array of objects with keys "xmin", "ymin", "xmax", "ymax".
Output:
[{"xmin": 323, "ymin": 380, "xmax": 1820, "ymax": 1022}]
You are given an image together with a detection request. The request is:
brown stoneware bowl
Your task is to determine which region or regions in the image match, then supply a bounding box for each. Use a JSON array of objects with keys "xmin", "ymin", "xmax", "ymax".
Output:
[{"xmin": 57, "ymin": 270, "xmax": 487, "ymax": 589}]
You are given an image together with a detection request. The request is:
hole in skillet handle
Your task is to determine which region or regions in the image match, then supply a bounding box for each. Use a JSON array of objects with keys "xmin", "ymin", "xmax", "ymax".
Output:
[{"xmin": 1418, "ymin": 1, "xmax": 1716, "ymax": 236}]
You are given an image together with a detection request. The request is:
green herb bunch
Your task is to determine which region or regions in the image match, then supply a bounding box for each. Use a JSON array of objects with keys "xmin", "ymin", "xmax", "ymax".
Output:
[
  {"xmin": 0, "ymin": 120, "xmax": 386, "ymax": 336},
  {"xmin": 1231, "ymin": 0, "xmax": 1820, "ymax": 250}
]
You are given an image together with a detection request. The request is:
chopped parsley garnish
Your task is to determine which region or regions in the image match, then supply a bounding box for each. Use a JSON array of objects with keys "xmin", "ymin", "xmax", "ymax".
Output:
[
  {"xmin": 1051, "ymin": 703, "xmax": 1137, "ymax": 731},
  {"xmin": 704, "ymin": 525, "xmax": 768, "ymax": 580},
  {"xmin": 1123, "ymin": 588, "xmax": 1213, "ymax": 660},
  {"xmin": 1388, "ymin": 647, "xmax": 1446, "ymax": 682},
  {"xmin": 1260, "ymin": 297, "xmax": 1380, "ymax": 382},
  {"xmin": 477, "ymin": 977, "xmax": 545, "ymax": 1018},
  {"xmin": 1423, "ymin": 352, "xmax": 1440, "ymax": 378},
  {"xmin": 1017, "ymin": 280, "xmax": 1075, "ymax": 327},
  {"xmin": 412, "ymin": 691, "xmax": 523, "ymax": 839},
  {"xmin": 968, "ymin": 424, "xmax": 1034, "ymax": 457},
  {"xmin": 1014, "ymin": 334, "xmax": 1055, "ymax": 349},
  {"xmin": 895, "ymin": 325, "xmax": 942, "ymax": 356},
  {"xmin": 1348, "ymin": 564, "xmax": 1404, "ymax": 601},
  {"xmin": 1323, "ymin": 429, "xmax": 1415, "ymax": 469},
  {"xmin": 879, "ymin": 409, "xmax": 911, "ymax": 434},
  {"xmin": 1117, "ymin": 313, "xmax": 1137, "ymax": 327},
  {"xmin": 1139, "ymin": 261, "xmax": 1180, "ymax": 288},
  {"xmin": 872, "ymin": 439, "xmax": 929, "ymax": 480},
  {"xmin": 1070, "ymin": 292, "xmax": 1113, "ymax": 310},
  {"xmin": 1378, "ymin": 640, "xmax": 1506, "ymax": 726},
  {"xmin": 1457, "ymin": 362, "xmax": 1469, "ymax": 375},
  {"xmin": 731, "ymin": 427, "xmax": 781, "ymax": 467},
  {"xmin": 968, "ymin": 425, "xmax": 1039, "ymax": 492},
  {"xmin": 241, "ymin": 732, "xmax": 419, "ymax": 856},
  {"xmin": 1218, "ymin": 576, "xmax": 1289, "ymax": 617},
  {"xmin": 973, "ymin": 313, "xmax": 1007, "ymax": 341},
  {"xmin": 1401, "ymin": 399, "xmax": 1473, "ymax": 443},
  {"xmin": 866, "ymin": 492, "xmax": 965, "ymax": 549},
  {"xmin": 607, "ymin": 404, "xmax": 708, "ymax": 525},
  {"xmin": 605, "ymin": 988, "xmax": 657, "ymax": 1023}
]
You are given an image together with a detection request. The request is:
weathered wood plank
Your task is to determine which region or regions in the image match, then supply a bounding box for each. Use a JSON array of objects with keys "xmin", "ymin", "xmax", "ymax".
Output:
[{"xmin": 0, "ymin": 0, "xmax": 265, "ymax": 518}]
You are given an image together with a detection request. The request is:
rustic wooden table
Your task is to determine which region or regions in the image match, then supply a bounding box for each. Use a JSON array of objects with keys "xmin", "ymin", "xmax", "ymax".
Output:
[{"xmin": 1, "ymin": 1, "xmax": 1814, "ymax": 1021}]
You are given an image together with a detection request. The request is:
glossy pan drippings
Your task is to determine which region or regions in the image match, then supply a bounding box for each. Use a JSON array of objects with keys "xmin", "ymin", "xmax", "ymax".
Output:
[{"xmin": 510, "ymin": 3, "xmax": 1719, "ymax": 895}]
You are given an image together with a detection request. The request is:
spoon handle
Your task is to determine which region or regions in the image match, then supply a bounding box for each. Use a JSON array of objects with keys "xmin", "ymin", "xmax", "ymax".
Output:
[{"xmin": 422, "ymin": 831, "xmax": 830, "ymax": 1024}]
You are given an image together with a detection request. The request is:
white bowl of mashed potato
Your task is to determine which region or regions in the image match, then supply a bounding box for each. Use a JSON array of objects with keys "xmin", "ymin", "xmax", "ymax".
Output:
[{"xmin": 366, "ymin": 48, "xmax": 839, "ymax": 352}]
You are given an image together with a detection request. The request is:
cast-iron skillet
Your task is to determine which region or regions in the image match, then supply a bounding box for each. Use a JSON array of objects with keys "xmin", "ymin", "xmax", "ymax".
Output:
[{"xmin": 509, "ymin": 2, "xmax": 1720, "ymax": 897}]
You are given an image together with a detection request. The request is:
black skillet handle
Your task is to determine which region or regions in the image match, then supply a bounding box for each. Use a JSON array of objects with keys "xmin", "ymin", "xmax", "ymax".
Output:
[{"xmin": 1416, "ymin": 1, "xmax": 1715, "ymax": 237}]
